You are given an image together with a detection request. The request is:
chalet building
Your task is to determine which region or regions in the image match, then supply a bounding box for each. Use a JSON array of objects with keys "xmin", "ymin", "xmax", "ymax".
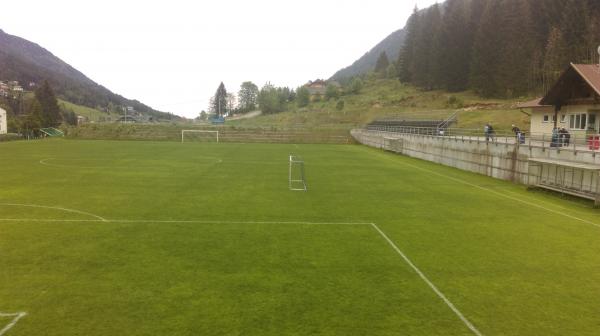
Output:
[
  {"xmin": 305, "ymin": 79, "xmax": 341, "ymax": 97},
  {"xmin": 519, "ymin": 63, "xmax": 600, "ymax": 136}
]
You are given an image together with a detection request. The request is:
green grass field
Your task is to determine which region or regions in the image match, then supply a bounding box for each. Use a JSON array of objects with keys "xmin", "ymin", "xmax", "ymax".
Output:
[{"xmin": 1, "ymin": 139, "xmax": 600, "ymax": 335}]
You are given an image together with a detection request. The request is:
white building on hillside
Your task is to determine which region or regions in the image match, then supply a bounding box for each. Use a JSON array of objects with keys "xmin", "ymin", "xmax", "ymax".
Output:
[{"xmin": 0, "ymin": 108, "xmax": 7, "ymax": 134}]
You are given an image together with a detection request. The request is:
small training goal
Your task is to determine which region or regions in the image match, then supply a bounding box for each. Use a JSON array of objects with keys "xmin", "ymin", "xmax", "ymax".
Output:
[
  {"xmin": 181, "ymin": 130, "xmax": 219, "ymax": 143},
  {"xmin": 289, "ymin": 154, "xmax": 307, "ymax": 191}
]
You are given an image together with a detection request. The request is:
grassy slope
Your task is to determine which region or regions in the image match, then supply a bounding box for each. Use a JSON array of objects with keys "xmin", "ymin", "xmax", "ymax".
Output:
[
  {"xmin": 230, "ymin": 80, "xmax": 531, "ymax": 132},
  {"xmin": 1, "ymin": 139, "xmax": 599, "ymax": 335},
  {"xmin": 58, "ymin": 99, "xmax": 111, "ymax": 122}
]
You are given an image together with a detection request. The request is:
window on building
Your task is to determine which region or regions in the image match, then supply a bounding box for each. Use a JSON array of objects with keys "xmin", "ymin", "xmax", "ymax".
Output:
[
  {"xmin": 569, "ymin": 113, "xmax": 587, "ymax": 130},
  {"xmin": 560, "ymin": 114, "xmax": 566, "ymax": 123},
  {"xmin": 588, "ymin": 114, "xmax": 596, "ymax": 130},
  {"xmin": 543, "ymin": 115, "xmax": 549, "ymax": 122}
]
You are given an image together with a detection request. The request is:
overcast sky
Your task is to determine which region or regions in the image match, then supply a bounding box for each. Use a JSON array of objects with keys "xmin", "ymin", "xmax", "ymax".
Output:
[{"xmin": 0, "ymin": 0, "xmax": 439, "ymax": 118}]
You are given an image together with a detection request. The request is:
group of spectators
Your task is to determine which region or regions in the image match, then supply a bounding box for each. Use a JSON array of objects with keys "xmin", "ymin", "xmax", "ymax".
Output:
[
  {"xmin": 484, "ymin": 123, "xmax": 522, "ymax": 143},
  {"xmin": 484, "ymin": 123, "xmax": 571, "ymax": 147},
  {"xmin": 551, "ymin": 127, "xmax": 571, "ymax": 147}
]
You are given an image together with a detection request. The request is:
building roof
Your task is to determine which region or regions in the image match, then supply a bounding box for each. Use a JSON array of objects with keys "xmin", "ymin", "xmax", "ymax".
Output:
[
  {"xmin": 516, "ymin": 97, "xmax": 549, "ymax": 109},
  {"xmin": 571, "ymin": 63, "xmax": 600, "ymax": 95},
  {"xmin": 540, "ymin": 63, "xmax": 600, "ymax": 106}
]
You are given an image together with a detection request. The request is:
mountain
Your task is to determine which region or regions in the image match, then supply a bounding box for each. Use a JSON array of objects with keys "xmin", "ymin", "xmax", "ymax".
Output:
[
  {"xmin": 0, "ymin": 29, "xmax": 176, "ymax": 120},
  {"xmin": 330, "ymin": 28, "xmax": 406, "ymax": 82}
]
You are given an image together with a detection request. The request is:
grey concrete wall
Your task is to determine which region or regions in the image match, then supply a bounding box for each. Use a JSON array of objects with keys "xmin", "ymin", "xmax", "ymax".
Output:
[{"xmin": 351, "ymin": 129, "xmax": 600, "ymax": 197}]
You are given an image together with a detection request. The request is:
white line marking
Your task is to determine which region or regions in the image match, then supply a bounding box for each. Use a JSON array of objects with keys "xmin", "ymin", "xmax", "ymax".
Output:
[
  {"xmin": 40, "ymin": 157, "xmax": 223, "ymax": 169},
  {"xmin": 372, "ymin": 151, "xmax": 600, "ymax": 229},
  {"xmin": 0, "ymin": 203, "xmax": 107, "ymax": 222},
  {"xmin": 0, "ymin": 219, "xmax": 103, "ymax": 222},
  {"xmin": 0, "ymin": 219, "xmax": 480, "ymax": 333},
  {"xmin": 0, "ymin": 218, "xmax": 370, "ymax": 225},
  {"xmin": 99, "ymin": 220, "xmax": 370, "ymax": 225},
  {"xmin": 0, "ymin": 312, "xmax": 26, "ymax": 336},
  {"xmin": 38, "ymin": 158, "xmax": 109, "ymax": 169},
  {"xmin": 369, "ymin": 223, "xmax": 482, "ymax": 336}
]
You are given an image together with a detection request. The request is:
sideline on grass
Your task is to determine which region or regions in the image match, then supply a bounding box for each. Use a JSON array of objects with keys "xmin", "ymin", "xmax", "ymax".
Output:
[{"xmin": 0, "ymin": 312, "xmax": 26, "ymax": 336}]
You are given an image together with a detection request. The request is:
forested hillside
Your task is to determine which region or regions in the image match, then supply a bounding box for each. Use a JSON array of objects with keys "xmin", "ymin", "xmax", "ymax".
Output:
[
  {"xmin": 0, "ymin": 29, "xmax": 175, "ymax": 120},
  {"xmin": 330, "ymin": 29, "xmax": 406, "ymax": 82},
  {"xmin": 399, "ymin": 0, "xmax": 600, "ymax": 97}
]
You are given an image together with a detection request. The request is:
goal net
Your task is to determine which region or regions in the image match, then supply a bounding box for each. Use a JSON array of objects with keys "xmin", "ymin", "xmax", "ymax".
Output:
[
  {"xmin": 289, "ymin": 155, "xmax": 307, "ymax": 191},
  {"xmin": 181, "ymin": 130, "xmax": 219, "ymax": 143}
]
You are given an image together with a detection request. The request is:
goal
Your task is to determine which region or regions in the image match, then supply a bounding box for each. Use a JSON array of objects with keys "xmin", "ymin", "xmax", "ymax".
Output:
[
  {"xmin": 181, "ymin": 130, "xmax": 219, "ymax": 143},
  {"xmin": 289, "ymin": 155, "xmax": 307, "ymax": 191}
]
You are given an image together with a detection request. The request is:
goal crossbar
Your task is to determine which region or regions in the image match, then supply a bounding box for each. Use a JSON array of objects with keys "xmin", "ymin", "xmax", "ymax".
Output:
[{"xmin": 181, "ymin": 130, "xmax": 219, "ymax": 143}]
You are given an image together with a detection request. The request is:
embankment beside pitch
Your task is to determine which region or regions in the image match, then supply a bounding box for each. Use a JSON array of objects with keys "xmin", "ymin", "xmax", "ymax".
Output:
[{"xmin": 65, "ymin": 124, "xmax": 352, "ymax": 144}]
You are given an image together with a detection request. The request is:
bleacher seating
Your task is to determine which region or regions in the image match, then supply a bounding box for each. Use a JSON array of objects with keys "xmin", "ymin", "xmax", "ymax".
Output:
[
  {"xmin": 39, "ymin": 127, "xmax": 64, "ymax": 137},
  {"xmin": 366, "ymin": 114, "xmax": 457, "ymax": 134}
]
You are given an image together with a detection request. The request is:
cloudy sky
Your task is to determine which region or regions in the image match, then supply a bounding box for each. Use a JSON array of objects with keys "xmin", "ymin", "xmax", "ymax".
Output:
[{"xmin": 0, "ymin": 0, "xmax": 439, "ymax": 118}]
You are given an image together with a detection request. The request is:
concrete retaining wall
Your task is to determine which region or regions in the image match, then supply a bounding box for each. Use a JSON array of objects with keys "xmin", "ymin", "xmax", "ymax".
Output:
[{"xmin": 351, "ymin": 129, "xmax": 600, "ymax": 198}]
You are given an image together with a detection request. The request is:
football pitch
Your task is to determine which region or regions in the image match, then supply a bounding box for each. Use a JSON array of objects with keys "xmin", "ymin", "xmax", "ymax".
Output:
[{"xmin": 1, "ymin": 139, "xmax": 600, "ymax": 335}]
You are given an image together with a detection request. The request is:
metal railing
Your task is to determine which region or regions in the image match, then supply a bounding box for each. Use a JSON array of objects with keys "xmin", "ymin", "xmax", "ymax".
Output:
[
  {"xmin": 363, "ymin": 126, "xmax": 600, "ymax": 152},
  {"xmin": 437, "ymin": 112, "xmax": 458, "ymax": 130}
]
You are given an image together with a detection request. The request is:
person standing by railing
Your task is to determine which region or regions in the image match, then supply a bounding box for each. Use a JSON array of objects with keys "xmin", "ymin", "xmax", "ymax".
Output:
[
  {"xmin": 512, "ymin": 124, "xmax": 524, "ymax": 144},
  {"xmin": 550, "ymin": 128, "xmax": 560, "ymax": 147},
  {"xmin": 485, "ymin": 123, "xmax": 494, "ymax": 142}
]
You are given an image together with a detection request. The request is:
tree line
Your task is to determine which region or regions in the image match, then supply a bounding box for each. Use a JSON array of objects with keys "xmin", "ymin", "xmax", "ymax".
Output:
[
  {"xmin": 0, "ymin": 81, "xmax": 77, "ymax": 135},
  {"xmin": 396, "ymin": 0, "xmax": 600, "ymax": 98},
  {"xmin": 204, "ymin": 78, "xmax": 363, "ymax": 119}
]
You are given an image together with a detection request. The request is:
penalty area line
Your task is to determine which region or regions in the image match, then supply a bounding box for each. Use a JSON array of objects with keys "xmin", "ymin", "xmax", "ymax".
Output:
[
  {"xmin": 0, "ymin": 312, "xmax": 26, "ymax": 336},
  {"xmin": 369, "ymin": 223, "xmax": 483, "ymax": 336}
]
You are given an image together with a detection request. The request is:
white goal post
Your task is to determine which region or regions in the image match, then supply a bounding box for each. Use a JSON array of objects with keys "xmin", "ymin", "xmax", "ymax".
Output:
[
  {"xmin": 289, "ymin": 154, "xmax": 307, "ymax": 191},
  {"xmin": 181, "ymin": 130, "xmax": 219, "ymax": 143}
]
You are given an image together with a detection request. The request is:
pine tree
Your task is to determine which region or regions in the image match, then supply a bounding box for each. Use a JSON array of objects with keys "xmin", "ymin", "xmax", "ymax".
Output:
[
  {"xmin": 424, "ymin": 4, "xmax": 443, "ymax": 90},
  {"xmin": 470, "ymin": 0, "xmax": 503, "ymax": 96},
  {"xmin": 496, "ymin": 0, "xmax": 537, "ymax": 97},
  {"xmin": 438, "ymin": 0, "xmax": 473, "ymax": 91},
  {"xmin": 374, "ymin": 51, "xmax": 390, "ymax": 76},
  {"xmin": 211, "ymin": 82, "xmax": 228, "ymax": 117},
  {"xmin": 543, "ymin": 27, "xmax": 569, "ymax": 92},
  {"xmin": 35, "ymin": 80, "xmax": 61, "ymax": 127},
  {"xmin": 386, "ymin": 63, "xmax": 398, "ymax": 79},
  {"xmin": 22, "ymin": 98, "xmax": 42, "ymax": 134},
  {"xmin": 560, "ymin": 0, "xmax": 590, "ymax": 63},
  {"xmin": 399, "ymin": 7, "xmax": 421, "ymax": 83}
]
